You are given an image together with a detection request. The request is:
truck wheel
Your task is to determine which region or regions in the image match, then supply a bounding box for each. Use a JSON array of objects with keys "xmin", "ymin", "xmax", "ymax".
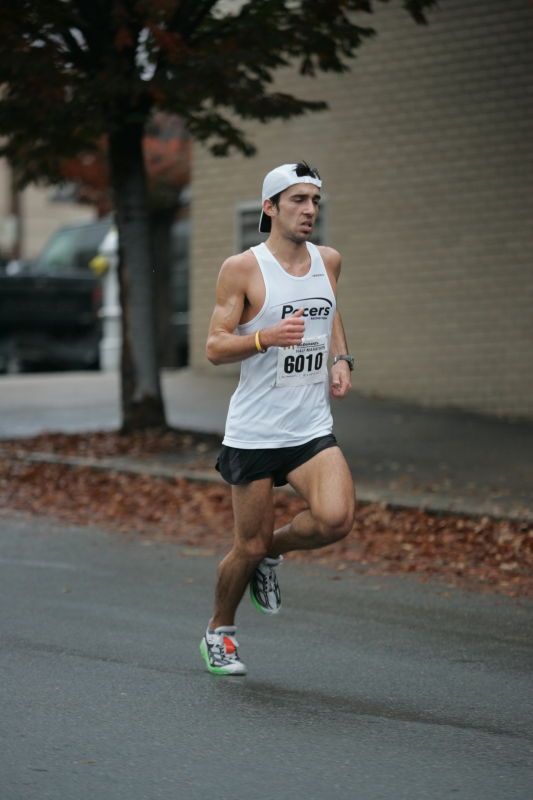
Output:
[
  {"xmin": 6, "ymin": 353, "xmax": 24, "ymax": 374},
  {"xmin": 88, "ymin": 352, "xmax": 101, "ymax": 371}
]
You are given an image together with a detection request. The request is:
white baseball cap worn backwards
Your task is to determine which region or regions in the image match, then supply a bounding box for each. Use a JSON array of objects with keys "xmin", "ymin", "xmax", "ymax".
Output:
[{"xmin": 259, "ymin": 163, "xmax": 322, "ymax": 233}]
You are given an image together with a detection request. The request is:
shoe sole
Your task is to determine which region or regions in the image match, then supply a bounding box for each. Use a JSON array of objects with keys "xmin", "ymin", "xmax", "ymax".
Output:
[
  {"xmin": 199, "ymin": 639, "xmax": 247, "ymax": 676},
  {"xmin": 249, "ymin": 583, "xmax": 281, "ymax": 615}
]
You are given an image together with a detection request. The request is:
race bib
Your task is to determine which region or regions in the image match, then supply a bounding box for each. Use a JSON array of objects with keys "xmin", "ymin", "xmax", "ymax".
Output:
[{"xmin": 275, "ymin": 335, "xmax": 328, "ymax": 387}]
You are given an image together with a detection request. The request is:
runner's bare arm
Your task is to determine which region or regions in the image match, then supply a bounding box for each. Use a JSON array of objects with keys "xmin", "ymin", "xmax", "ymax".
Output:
[
  {"xmin": 319, "ymin": 247, "xmax": 352, "ymax": 398},
  {"xmin": 206, "ymin": 256, "xmax": 306, "ymax": 365},
  {"xmin": 330, "ymin": 311, "xmax": 352, "ymax": 398}
]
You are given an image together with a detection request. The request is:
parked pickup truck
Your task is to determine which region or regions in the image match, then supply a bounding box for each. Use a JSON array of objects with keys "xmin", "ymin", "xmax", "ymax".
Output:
[{"xmin": 0, "ymin": 218, "xmax": 112, "ymax": 373}]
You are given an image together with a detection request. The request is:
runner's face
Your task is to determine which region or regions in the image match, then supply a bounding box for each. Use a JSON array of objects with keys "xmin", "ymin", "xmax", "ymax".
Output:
[{"xmin": 268, "ymin": 183, "xmax": 321, "ymax": 242}]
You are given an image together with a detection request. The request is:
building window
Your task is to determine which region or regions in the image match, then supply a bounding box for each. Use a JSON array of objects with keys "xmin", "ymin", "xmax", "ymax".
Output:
[{"xmin": 236, "ymin": 202, "xmax": 326, "ymax": 252}]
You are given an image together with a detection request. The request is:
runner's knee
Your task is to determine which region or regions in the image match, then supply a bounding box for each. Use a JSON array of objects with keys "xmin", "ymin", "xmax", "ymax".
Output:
[
  {"xmin": 315, "ymin": 505, "xmax": 355, "ymax": 543},
  {"xmin": 235, "ymin": 535, "xmax": 270, "ymax": 564}
]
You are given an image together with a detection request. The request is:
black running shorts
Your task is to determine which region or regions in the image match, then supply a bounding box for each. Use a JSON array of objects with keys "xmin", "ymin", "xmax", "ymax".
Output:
[{"xmin": 215, "ymin": 434, "xmax": 338, "ymax": 487}]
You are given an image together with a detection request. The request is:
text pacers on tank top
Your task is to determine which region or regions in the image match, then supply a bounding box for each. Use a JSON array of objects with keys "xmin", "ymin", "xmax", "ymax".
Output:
[{"xmin": 223, "ymin": 241, "xmax": 336, "ymax": 449}]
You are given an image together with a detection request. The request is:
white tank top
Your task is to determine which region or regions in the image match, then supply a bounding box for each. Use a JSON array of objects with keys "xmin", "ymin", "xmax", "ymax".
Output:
[{"xmin": 223, "ymin": 241, "xmax": 336, "ymax": 448}]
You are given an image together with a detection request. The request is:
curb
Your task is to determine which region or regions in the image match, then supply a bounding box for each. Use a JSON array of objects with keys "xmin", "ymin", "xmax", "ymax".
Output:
[{"xmin": 1, "ymin": 448, "xmax": 531, "ymax": 524}]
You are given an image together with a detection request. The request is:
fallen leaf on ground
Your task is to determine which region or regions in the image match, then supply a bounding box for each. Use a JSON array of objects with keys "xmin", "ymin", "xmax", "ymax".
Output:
[{"xmin": 0, "ymin": 431, "xmax": 531, "ymax": 599}]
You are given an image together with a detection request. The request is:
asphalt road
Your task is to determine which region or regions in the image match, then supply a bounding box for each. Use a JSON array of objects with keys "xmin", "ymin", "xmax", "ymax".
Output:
[{"xmin": 1, "ymin": 512, "xmax": 532, "ymax": 800}]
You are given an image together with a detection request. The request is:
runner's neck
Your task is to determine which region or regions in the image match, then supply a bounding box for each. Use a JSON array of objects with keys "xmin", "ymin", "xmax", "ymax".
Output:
[{"xmin": 264, "ymin": 238, "xmax": 311, "ymax": 277}]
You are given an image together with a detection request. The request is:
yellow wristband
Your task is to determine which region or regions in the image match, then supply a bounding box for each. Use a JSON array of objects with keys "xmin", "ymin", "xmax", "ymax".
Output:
[{"xmin": 255, "ymin": 330, "xmax": 267, "ymax": 353}]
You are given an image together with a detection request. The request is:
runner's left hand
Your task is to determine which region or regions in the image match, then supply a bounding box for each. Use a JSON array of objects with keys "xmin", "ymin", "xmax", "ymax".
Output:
[{"xmin": 330, "ymin": 361, "xmax": 352, "ymax": 399}]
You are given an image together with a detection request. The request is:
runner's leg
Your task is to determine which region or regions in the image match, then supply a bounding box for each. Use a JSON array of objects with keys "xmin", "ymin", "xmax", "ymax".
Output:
[
  {"xmin": 270, "ymin": 446, "xmax": 355, "ymax": 555},
  {"xmin": 209, "ymin": 477, "xmax": 274, "ymax": 629}
]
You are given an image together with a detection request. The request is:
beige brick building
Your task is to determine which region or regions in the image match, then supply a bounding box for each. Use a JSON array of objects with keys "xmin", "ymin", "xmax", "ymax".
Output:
[
  {"xmin": 190, "ymin": 0, "xmax": 533, "ymax": 420},
  {"xmin": 0, "ymin": 159, "xmax": 94, "ymax": 262}
]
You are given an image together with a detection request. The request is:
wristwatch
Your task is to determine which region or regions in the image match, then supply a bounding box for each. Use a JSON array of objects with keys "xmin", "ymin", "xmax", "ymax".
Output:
[{"xmin": 332, "ymin": 354, "xmax": 355, "ymax": 371}]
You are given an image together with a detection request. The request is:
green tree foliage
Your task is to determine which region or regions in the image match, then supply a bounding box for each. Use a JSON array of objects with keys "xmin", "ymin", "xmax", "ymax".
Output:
[{"xmin": 0, "ymin": 0, "xmax": 436, "ymax": 430}]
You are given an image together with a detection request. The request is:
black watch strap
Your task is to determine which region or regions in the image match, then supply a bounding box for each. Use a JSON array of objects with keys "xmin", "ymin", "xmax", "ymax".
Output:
[{"xmin": 332, "ymin": 354, "xmax": 355, "ymax": 371}]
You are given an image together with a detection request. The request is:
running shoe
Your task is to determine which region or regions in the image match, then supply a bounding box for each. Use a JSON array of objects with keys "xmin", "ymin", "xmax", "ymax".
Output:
[
  {"xmin": 250, "ymin": 555, "xmax": 283, "ymax": 614},
  {"xmin": 199, "ymin": 626, "xmax": 247, "ymax": 676}
]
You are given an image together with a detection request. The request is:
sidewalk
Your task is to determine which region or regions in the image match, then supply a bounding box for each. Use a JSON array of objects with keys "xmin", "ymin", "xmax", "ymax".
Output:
[{"xmin": 0, "ymin": 368, "xmax": 532, "ymax": 521}]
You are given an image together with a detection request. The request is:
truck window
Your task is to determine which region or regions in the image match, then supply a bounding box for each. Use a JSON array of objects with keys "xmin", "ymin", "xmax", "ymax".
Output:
[{"xmin": 32, "ymin": 220, "xmax": 111, "ymax": 276}]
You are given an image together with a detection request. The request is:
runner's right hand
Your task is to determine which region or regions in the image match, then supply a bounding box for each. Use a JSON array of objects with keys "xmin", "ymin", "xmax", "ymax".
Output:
[{"xmin": 260, "ymin": 308, "xmax": 305, "ymax": 348}]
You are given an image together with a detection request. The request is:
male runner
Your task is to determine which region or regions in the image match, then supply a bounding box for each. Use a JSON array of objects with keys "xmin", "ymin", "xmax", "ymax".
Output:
[{"xmin": 200, "ymin": 161, "xmax": 356, "ymax": 675}]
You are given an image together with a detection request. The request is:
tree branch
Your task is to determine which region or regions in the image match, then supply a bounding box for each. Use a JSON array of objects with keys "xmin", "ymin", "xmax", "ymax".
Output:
[{"xmin": 167, "ymin": 0, "xmax": 221, "ymax": 39}]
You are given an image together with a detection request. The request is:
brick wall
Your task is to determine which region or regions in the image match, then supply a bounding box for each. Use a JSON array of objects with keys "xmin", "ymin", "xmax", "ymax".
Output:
[
  {"xmin": 191, "ymin": 0, "xmax": 533, "ymax": 418},
  {"xmin": 0, "ymin": 159, "xmax": 94, "ymax": 260},
  {"xmin": 21, "ymin": 185, "xmax": 94, "ymax": 258}
]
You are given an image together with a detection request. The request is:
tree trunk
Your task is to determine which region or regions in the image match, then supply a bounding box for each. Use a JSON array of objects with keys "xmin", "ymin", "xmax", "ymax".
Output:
[
  {"xmin": 150, "ymin": 207, "xmax": 176, "ymax": 367},
  {"xmin": 109, "ymin": 122, "xmax": 167, "ymax": 432}
]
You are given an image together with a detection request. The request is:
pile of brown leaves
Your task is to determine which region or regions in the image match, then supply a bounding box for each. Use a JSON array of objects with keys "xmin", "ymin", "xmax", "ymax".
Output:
[
  {"xmin": 0, "ymin": 429, "xmax": 219, "ymax": 464},
  {"xmin": 1, "ymin": 430, "xmax": 531, "ymax": 599}
]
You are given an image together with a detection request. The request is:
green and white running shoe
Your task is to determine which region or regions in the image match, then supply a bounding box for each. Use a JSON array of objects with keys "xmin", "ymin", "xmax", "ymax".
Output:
[
  {"xmin": 250, "ymin": 556, "xmax": 283, "ymax": 614},
  {"xmin": 199, "ymin": 626, "xmax": 247, "ymax": 676}
]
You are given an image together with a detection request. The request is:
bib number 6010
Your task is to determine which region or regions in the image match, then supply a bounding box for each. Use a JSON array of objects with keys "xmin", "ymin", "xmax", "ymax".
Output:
[{"xmin": 284, "ymin": 352, "xmax": 324, "ymax": 374}]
